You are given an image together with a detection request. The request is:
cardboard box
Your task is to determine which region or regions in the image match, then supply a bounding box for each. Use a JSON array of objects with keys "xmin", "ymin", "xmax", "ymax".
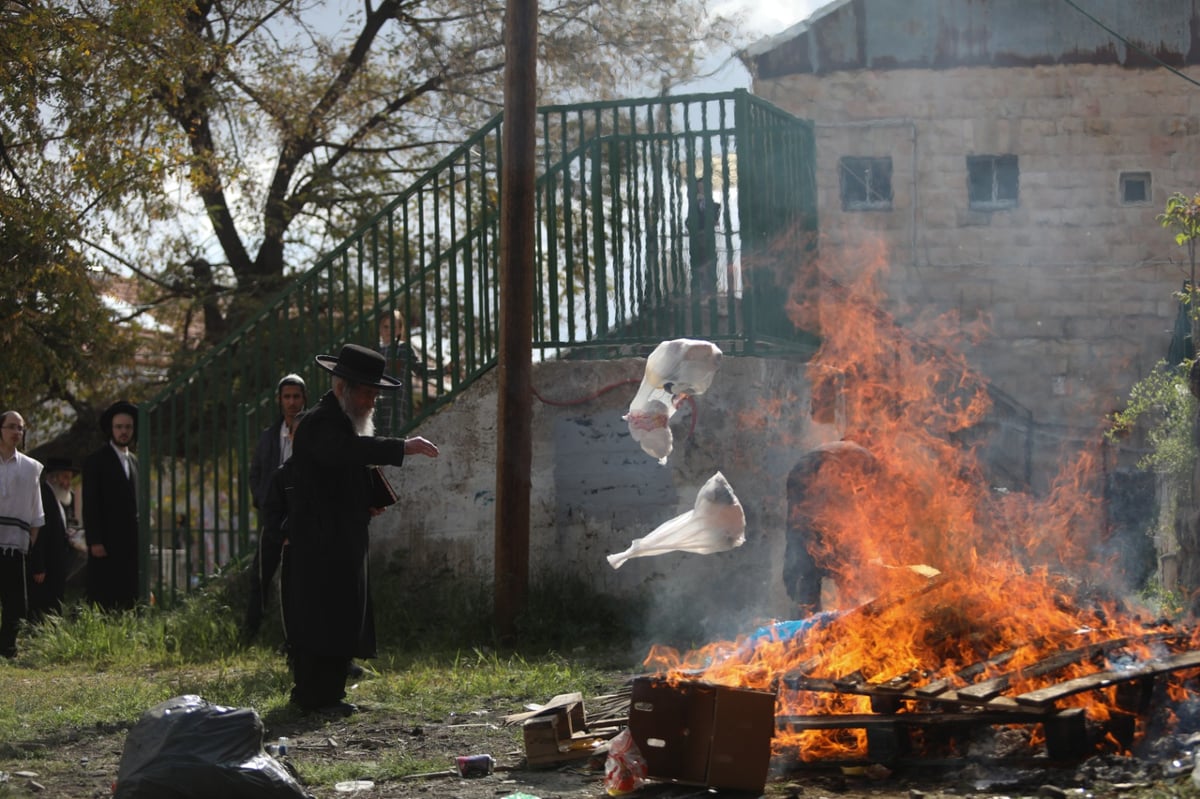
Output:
[
  {"xmin": 515, "ymin": 693, "xmax": 601, "ymax": 767},
  {"xmin": 627, "ymin": 676, "xmax": 776, "ymax": 793}
]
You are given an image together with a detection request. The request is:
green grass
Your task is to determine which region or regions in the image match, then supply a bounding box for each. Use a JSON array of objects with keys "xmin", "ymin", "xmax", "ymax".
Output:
[
  {"xmin": 291, "ymin": 750, "xmax": 453, "ymax": 789},
  {"xmin": 0, "ymin": 562, "xmax": 642, "ymax": 774}
]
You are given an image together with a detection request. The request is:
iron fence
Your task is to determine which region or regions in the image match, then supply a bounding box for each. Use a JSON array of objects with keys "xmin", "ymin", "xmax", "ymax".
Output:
[{"xmin": 136, "ymin": 89, "xmax": 817, "ymax": 604}]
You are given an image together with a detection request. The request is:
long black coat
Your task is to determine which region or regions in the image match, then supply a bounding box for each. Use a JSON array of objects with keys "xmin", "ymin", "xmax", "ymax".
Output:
[
  {"xmin": 82, "ymin": 444, "xmax": 140, "ymax": 610},
  {"xmin": 249, "ymin": 418, "xmax": 285, "ymax": 510},
  {"xmin": 281, "ymin": 391, "xmax": 406, "ymax": 658},
  {"xmin": 28, "ymin": 480, "xmax": 73, "ymax": 618}
]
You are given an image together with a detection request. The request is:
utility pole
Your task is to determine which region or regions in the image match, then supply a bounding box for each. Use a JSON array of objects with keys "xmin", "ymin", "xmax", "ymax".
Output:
[{"xmin": 494, "ymin": 0, "xmax": 538, "ymax": 643}]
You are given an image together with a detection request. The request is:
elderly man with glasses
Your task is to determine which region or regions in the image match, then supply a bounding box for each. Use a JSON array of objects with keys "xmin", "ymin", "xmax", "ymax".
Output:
[{"xmin": 0, "ymin": 411, "xmax": 45, "ymax": 658}]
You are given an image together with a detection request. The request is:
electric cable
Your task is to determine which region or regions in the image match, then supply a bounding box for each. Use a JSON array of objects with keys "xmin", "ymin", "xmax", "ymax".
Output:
[
  {"xmin": 1061, "ymin": 0, "xmax": 1200, "ymax": 90},
  {"xmin": 531, "ymin": 377, "xmax": 700, "ymax": 438},
  {"xmin": 530, "ymin": 377, "xmax": 639, "ymax": 407}
]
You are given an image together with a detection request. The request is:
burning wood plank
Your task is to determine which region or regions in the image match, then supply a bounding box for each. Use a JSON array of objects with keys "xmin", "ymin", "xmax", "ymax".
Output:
[
  {"xmin": 1014, "ymin": 649, "xmax": 1200, "ymax": 708},
  {"xmin": 956, "ymin": 631, "xmax": 1187, "ymax": 702},
  {"xmin": 776, "ymin": 706, "xmax": 1091, "ymax": 764}
]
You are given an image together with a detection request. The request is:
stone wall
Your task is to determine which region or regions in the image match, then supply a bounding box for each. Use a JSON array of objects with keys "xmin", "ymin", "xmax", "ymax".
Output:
[
  {"xmin": 372, "ymin": 355, "xmax": 833, "ymax": 642},
  {"xmin": 753, "ymin": 62, "xmax": 1200, "ymax": 485},
  {"xmin": 362, "ymin": 62, "xmax": 1200, "ymax": 635}
]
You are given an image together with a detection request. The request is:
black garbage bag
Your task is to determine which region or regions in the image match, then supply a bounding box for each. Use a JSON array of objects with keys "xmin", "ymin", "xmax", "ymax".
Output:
[{"xmin": 114, "ymin": 695, "xmax": 312, "ymax": 799}]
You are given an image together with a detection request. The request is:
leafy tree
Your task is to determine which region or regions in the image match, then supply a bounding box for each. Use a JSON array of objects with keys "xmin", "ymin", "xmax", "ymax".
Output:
[
  {"xmin": 0, "ymin": 196, "xmax": 139, "ymax": 446},
  {"xmin": 1110, "ymin": 191, "xmax": 1200, "ymax": 613},
  {"xmin": 2, "ymin": 8, "xmax": 151, "ymax": 438},
  {"xmin": 1107, "ymin": 358, "xmax": 1195, "ymax": 485},
  {"xmin": 3, "ymin": 0, "xmax": 735, "ymax": 366},
  {"xmin": 1159, "ymin": 191, "xmax": 1200, "ymax": 348},
  {"xmin": 1159, "ymin": 191, "xmax": 1200, "ymax": 288}
]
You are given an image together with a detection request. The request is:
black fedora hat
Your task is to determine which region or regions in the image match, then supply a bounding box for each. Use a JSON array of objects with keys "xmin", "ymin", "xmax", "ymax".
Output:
[
  {"xmin": 315, "ymin": 344, "xmax": 402, "ymax": 390},
  {"xmin": 43, "ymin": 457, "xmax": 80, "ymax": 474},
  {"xmin": 99, "ymin": 400, "xmax": 139, "ymax": 436}
]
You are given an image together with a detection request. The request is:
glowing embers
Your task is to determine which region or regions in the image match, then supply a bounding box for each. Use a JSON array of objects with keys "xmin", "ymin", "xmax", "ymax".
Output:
[
  {"xmin": 773, "ymin": 630, "xmax": 1200, "ymax": 766},
  {"xmin": 643, "ymin": 574, "xmax": 1200, "ymax": 766}
]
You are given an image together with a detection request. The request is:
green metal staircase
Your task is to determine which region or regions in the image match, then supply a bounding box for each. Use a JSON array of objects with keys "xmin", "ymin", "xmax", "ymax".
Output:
[{"xmin": 136, "ymin": 89, "xmax": 818, "ymax": 603}]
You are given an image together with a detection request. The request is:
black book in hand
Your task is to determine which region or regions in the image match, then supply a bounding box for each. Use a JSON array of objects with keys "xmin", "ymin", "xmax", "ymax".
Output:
[{"xmin": 370, "ymin": 467, "xmax": 398, "ymax": 508}]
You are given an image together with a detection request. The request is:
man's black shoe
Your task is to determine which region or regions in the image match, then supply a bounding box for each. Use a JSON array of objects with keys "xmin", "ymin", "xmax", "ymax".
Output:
[
  {"xmin": 347, "ymin": 661, "xmax": 365, "ymax": 678},
  {"xmin": 325, "ymin": 701, "xmax": 358, "ymax": 717},
  {"xmin": 295, "ymin": 700, "xmax": 359, "ymax": 718}
]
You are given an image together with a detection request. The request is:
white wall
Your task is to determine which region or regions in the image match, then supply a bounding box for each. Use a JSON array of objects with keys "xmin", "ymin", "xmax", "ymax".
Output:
[{"xmin": 372, "ymin": 355, "xmax": 834, "ymax": 640}]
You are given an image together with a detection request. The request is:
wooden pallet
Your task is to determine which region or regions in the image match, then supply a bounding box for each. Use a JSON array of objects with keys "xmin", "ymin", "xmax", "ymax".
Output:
[{"xmin": 777, "ymin": 634, "xmax": 1200, "ymax": 763}]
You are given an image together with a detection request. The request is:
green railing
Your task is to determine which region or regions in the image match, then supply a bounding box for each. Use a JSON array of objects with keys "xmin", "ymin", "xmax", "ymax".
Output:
[{"xmin": 136, "ymin": 89, "xmax": 817, "ymax": 603}]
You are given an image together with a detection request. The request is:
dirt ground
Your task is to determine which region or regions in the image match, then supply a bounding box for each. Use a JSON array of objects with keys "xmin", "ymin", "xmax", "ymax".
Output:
[
  {"xmin": 1, "ymin": 686, "xmax": 1191, "ymax": 799},
  {"xmin": 0, "ymin": 710, "xmax": 1049, "ymax": 799}
]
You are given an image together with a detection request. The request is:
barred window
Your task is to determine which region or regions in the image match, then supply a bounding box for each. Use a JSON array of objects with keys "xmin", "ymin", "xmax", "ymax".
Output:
[
  {"xmin": 839, "ymin": 156, "xmax": 893, "ymax": 211},
  {"xmin": 967, "ymin": 154, "xmax": 1019, "ymax": 210}
]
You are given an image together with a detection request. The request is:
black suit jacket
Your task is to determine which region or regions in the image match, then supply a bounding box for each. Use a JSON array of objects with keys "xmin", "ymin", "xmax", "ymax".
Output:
[
  {"xmin": 28, "ymin": 479, "xmax": 73, "ymax": 616},
  {"xmin": 249, "ymin": 419, "xmax": 285, "ymax": 510},
  {"xmin": 82, "ymin": 443, "xmax": 140, "ymax": 608}
]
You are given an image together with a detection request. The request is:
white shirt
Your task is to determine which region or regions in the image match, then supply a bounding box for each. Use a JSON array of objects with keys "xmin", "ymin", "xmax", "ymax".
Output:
[
  {"xmin": 110, "ymin": 441, "xmax": 131, "ymax": 478},
  {"xmin": 278, "ymin": 423, "xmax": 294, "ymax": 466},
  {"xmin": 0, "ymin": 450, "xmax": 45, "ymax": 554}
]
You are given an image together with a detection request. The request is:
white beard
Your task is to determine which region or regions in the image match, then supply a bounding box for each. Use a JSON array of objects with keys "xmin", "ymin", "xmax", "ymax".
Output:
[
  {"xmin": 356, "ymin": 414, "xmax": 375, "ymax": 437},
  {"xmin": 337, "ymin": 392, "xmax": 376, "ymax": 436},
  {"xmin": 52, "ymin": 485, "xmax": 72, "ymax": 506}
]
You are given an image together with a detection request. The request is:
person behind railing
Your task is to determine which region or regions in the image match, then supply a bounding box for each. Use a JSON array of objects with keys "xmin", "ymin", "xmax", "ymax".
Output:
[
  {"xmin": 82, "ymin": 401, "xmax": 140, "ymax": 611},
  {"xmin": 28, "ymin": 457, "xmax": 79, "ymax": 622},
  {"xmin": 0, "ymin": 411, "xmax": 44, "ymax": 658},
  {"xmin": 376, "ymin": 309, "xmax": 450, "ymax": 433},
  {"xmin": 686, "ymin": 176, "xmax": 721, "ymax": 298},
  {"xmin": 376, "ymin": 309, "xmax": 415, "ymax": 437},
  {"xmin": 242, "ymin": 373, "xmax": 307, "ymax": 641},
  {"xmin": 280, "ymin": 343, "xmax": 439, "ymax": 716}
]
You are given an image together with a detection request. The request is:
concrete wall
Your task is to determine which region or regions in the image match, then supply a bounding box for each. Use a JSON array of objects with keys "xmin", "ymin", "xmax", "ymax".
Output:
[
  {"xmin": 371, "ymin": 355, "xmax": 833, "ymax": 640},
  {"xmin": 748, "ymin": 62, "xmax": 1200, "ymax": 484}
]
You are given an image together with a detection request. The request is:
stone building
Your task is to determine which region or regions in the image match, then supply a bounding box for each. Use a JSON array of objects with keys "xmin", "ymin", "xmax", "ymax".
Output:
[
  {"xmin": 373, "ymin": 3, "xmax": 1200, "ymax": 628},
  {"xmin": 742, "ymin": 0, "xmax": 1200, "ymax": 480}
]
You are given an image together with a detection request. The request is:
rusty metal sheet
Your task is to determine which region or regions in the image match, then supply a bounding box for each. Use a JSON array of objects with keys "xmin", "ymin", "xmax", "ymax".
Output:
[{"xmin": 745, "ymin": 0, "xmax": 1200, "ymax": 79}]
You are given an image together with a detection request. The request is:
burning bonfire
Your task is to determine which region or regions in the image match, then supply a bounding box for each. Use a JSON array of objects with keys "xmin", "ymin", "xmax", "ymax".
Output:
[{"xmin": 640, "ymin": 240, "xmax": 1200, "ymax": 764}]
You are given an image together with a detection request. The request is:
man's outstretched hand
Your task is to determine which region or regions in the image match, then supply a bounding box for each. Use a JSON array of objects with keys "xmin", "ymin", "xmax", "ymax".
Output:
[{"xmin": 404, "ymin": 436, "xmax": 439, "ymax": 458}]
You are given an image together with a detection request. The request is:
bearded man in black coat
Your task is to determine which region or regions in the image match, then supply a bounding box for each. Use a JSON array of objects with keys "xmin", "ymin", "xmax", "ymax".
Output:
[
  {"xmin": 28, "ymin": 458, "xmax": 80, "ymax": 620},
  {"xmin": 281, "ymin": 343, "xmax": 438, "ymax": 715}
]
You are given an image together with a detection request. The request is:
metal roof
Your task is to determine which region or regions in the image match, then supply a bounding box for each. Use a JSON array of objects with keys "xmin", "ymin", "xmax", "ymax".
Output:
[{"xmin": 742, "ymin": 0, "xmax": 1200, "ymax": 79}]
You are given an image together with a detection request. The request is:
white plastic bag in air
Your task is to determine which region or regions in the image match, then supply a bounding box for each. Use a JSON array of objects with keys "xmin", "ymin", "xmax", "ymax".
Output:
[
  {"xmin": 645, "ymin": 338, "xmax": 722, "ymax": 397},
  {"xmin": 607, "ymin": 472, "xmax": 745, "ymax": 569},
  {"xmin": 624, "ymin": 339, "xmax": 722, "ymax": 463}
]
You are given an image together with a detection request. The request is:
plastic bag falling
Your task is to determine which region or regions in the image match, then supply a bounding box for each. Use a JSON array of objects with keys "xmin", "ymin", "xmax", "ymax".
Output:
[
  {"xmin": 624, "ymin": 338, "xmax": 722, "ymax": 464},
  {"xmin": 607, "ymin": 472, "xmax": 745, "ymax": 569}
]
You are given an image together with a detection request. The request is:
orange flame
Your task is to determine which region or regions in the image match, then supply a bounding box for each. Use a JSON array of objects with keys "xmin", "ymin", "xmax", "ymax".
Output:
[{"xmin": 645, "ymin": 233, "xmax": 1187, "ymax": 761}]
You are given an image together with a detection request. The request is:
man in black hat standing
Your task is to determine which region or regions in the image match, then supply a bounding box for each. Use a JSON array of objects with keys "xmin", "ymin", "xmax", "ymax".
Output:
[
  {"xmin": 281, "ymin": 343, "xmax": 438, "ymax": 715},
  {"xmin": 28, "ymin": 457, "xmax": 80, "ymax": 620},
  {"xmin": 83, "ymin": 400, "xmax": 141, "ymax": 610}
]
